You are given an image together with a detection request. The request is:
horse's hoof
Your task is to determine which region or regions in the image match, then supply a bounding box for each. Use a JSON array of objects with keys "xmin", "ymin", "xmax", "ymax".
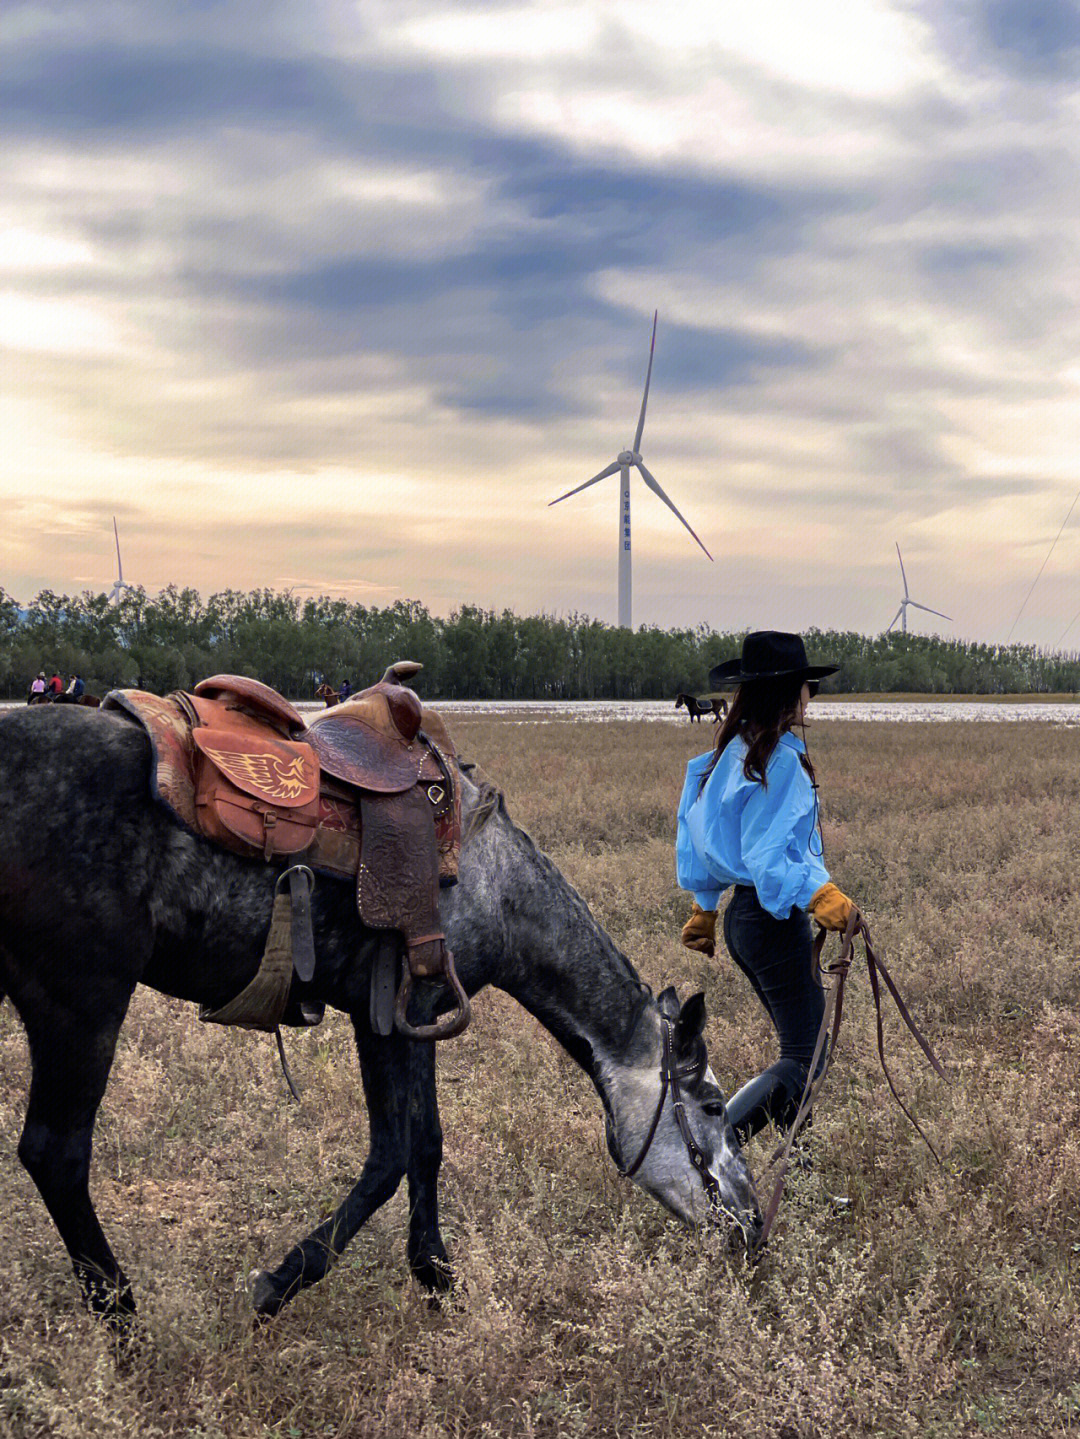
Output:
[{"xmin": 247, "ymin": 1270, "xmax": 282, "ymax": 1318}]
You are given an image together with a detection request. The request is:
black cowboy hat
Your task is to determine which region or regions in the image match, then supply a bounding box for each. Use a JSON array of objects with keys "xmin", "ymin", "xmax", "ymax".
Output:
[{"xmin": 708, "ymin": 631, "xmax": 838, "ymax": 690}]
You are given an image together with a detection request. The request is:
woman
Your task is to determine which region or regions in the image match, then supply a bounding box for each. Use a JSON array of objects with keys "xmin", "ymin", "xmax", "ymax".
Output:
[{"xmin": 676, "ymin": 631, "xmax": 857, "ymax": 1146}]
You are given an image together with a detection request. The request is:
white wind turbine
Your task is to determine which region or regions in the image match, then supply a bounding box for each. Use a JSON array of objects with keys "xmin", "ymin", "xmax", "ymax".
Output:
[
  {"xmin": 107, "ymin": 517, "xmax": 135, "ymax": 606},
  {"xmin": 886, "ymin": 543, "xmax": 951, "ymax": 634},
  {"xmin": 549, "ymin": 311, "xmax": 712, "ymax": 629}
]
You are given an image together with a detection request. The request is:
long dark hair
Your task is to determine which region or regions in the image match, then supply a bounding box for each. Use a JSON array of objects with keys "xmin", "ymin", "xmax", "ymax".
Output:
[{"xmin": 698, "ymin": 674, "xmax": 817, "ymax": 792}]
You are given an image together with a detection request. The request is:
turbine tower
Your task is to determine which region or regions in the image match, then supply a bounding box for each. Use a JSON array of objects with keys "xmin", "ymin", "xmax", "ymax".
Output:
[
  {"xmin": 107, "ymin": 517, "xmax": 134, "ymax": 606},
  {"xmin": 549, "ymin": 312, "xmax": 712, "ymax": 629},
  {"xmin": 886, "ymin": 543, "xmax": 951, "ymax": 634}
]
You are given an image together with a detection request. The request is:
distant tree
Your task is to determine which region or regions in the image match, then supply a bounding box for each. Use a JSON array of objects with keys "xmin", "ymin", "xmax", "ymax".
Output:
[{"xmin": 2, "ymin": 585, "xmax": 1079, "ymax": 699}]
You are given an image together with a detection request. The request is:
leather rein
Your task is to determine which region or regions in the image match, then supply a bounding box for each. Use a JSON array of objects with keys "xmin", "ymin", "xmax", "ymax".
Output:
[
  {"xmin": 617, "ymin": 1017, "xmax": 724, "ymax": 1215},
  {"xmin": 756, "ymin": 909, "xmax": 951, "ymax": 1249}
]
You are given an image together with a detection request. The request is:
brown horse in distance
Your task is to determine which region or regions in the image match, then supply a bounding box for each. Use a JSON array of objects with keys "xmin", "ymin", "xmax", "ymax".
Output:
[
  {"xmin": 315, "ymin": 683, "xmax": 341, "ymax": 708},
  {"xmin": 674, "ymin": 693, "xmax": 727, "ymax": 724}
]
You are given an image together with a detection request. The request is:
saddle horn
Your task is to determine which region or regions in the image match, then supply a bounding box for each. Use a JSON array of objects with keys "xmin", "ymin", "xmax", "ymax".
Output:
[{"xmin": 380, "ymin": 661, "xmax": 422, "ymax": 686}]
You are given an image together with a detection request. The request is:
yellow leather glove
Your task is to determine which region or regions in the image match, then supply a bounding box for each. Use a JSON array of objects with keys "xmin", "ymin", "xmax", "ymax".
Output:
[
  {"xmin": 808, "ymin": 882, "xmax": 857, "ymax": 932},
  {"xmin": 680, "ymin": 903, "xmax": 717, "ymax": 957}
]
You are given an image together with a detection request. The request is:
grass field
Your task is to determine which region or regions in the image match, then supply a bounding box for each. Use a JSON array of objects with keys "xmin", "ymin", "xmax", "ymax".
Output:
[{"xmin": 1, "ymin": 717, "xmax": 1078, "ymax": 1438}]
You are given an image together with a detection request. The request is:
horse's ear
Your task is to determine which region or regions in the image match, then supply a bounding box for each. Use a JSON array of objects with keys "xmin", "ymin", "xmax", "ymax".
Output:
[
  {"xmin": 657, "ymin": 985, "xmax": 680, "ymax": 1019},
  {"xmin": 676, "ymin": 992, "xmax": 707, "ymax": 1043}
]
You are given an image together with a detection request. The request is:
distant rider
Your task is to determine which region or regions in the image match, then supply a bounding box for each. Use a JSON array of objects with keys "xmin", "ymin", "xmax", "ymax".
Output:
[
  {"xmin": 66, "ymin": 675, "xmax": 85, "ymax": 698},
  {"xmin": 28, "ymin": 673, "xmax": 46, "ymax": 702},
  {"xmin": 339, "ymin": 679, "xmax": 352, "ymax": 701},
  {"xmin": 676, "ymin": 631, "xmax": 858, "ymax": 1145}
]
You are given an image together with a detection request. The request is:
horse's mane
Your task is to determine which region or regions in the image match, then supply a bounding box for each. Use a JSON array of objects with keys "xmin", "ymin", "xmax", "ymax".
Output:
[
  {"xmin": 461, "ymin": 773, "xmax": 503, "ymax": 842},
  {"xmin": 458, "ymin": 762, "xmax": 650, "ymax": 1003}
]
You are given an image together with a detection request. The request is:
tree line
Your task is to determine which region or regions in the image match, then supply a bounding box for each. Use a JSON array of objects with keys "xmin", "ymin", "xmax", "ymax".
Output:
[{"xmin": 2, "ymin": 585, "xmax": 1079, "ymax": 700}]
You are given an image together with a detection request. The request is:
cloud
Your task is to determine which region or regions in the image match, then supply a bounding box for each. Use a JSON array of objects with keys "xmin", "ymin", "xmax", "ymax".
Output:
[
  {"xmin": 2, "ymin": 0, "xmax": 1079, "ymax": 645},
  {"xmin": 979, "ymin": 0, "xmax": 1080, "ymax": 79}
]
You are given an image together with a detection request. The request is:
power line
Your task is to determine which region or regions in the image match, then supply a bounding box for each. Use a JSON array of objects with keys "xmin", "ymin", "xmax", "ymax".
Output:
[
  {"xmin": 1005, "ymin": 488, "xmax": 1080, "ymax": 644},
  {"xmin": 1058, "ymin": 604, "xmax": 1080, "ymax": 648}
]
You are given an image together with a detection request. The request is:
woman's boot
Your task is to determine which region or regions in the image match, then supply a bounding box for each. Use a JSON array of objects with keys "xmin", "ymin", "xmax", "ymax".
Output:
[{"xmin": 725, "ymin": 1070, "xmax": 802, "ymax": 1146}]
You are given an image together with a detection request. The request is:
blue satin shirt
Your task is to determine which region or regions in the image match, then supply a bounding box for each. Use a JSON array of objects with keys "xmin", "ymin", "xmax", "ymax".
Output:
[{"xmin": 676, "ymin": 732, "xmax": 830, "ymax": 920}]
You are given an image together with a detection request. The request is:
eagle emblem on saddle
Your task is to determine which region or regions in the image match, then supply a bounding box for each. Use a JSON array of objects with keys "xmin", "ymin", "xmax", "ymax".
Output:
[{"xmin": 201, "ymin": 748, "xmax": 315, "ymax": 802}]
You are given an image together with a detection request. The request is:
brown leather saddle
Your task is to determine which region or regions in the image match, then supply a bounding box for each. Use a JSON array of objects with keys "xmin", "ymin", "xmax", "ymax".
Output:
[{"xmin": 103, "ymin": 663, "xmax": 468, "ymax": 1042}]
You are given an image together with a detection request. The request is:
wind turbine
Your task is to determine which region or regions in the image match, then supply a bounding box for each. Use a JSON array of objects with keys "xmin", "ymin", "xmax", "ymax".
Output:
[
  {"xmin": 886, "ymin": 543, "xmax": 951, "ymax": 634},
  {"xmin": 549, "ymin": 311, "xmax": 712, "ymax": 629},
  {"xmin": 107, "ymin": 517, "xmax": 134, "ymax": 606}
]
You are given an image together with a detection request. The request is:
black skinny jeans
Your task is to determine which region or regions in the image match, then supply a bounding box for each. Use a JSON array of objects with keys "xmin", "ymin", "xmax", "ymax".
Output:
[{"xmin": 722, "ymin": 885, "xmax": 825, "ymax": 1118}]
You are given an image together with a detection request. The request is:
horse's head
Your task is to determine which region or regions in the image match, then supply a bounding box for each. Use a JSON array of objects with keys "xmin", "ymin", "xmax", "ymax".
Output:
[
  {"xmin": 605, "ymin": 988, "xmax": 762, "ymax": 1250},
  {"xmin": 674, "ymin": 694, "xmax": 686, "ymax": 710}
]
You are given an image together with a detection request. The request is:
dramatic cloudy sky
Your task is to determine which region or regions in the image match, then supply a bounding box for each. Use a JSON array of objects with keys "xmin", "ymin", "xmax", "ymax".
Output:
[{"xmin": 3, "ymin": 0, "xmax": 1079, "ymax": 644}]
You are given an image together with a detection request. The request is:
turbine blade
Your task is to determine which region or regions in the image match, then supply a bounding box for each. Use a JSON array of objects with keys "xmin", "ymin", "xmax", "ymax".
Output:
[
  {"xmin": 895, "ymin": 542, "xmax": 908, "ymax": 599},
  {"xmin": 885, "ymin": 607, "xmax": 903, "ymax": 632},
  {"xmin": 908, "ymin": 602, "xmax": 952, "ymax": 621},
  {"xmin": 114, "ymin": 516, "xmax": 124, "ymax": 584},
  {"xmin": 635, "ymin": 461, "xmax": 713, "ymax": 561},
  {"xmin": 632, "ymin": 311, "xmax": 657, "ymax": 454},
  {"xmin": 549, "ymin": 460, "xmax": 621, "ymax": 507}
]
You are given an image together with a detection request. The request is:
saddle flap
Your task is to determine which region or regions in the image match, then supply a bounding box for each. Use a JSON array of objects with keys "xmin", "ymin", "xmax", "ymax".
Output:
[
  {"xmin": 357, "ymin": 785, "xmax": 443, "ymax": 941},
  {"xmin": 192, "ymin": 728, "xmax": 319, "ymax": 809}
]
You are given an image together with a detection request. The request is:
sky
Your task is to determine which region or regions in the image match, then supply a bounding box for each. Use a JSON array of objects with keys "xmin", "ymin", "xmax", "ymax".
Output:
[{"xmin": 2, "ymin": 0, "xmax": 1079, "ymax": 646}]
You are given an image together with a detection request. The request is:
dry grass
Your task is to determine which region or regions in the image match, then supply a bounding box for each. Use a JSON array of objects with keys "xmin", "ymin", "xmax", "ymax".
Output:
[{"xmin": 1, "ymin": 718, "xmax": 1078, "ymax": 1438}]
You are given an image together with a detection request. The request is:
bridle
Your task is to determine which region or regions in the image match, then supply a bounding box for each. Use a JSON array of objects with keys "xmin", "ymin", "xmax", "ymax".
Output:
[{"xmin": 616, "ymin": 1016, "xmax": 724, "ymax": 1215}]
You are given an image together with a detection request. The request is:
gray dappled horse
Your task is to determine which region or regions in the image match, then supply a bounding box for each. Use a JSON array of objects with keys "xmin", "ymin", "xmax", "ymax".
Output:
[{"xmin": 0, "ymin": 705, "xmax": 760, "ymax": 1329}]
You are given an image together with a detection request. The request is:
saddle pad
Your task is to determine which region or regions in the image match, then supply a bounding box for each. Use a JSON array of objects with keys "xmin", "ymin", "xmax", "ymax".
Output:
[{"xmin": 102, "ymin": 690, "xmax": 200, "ymax": 832}]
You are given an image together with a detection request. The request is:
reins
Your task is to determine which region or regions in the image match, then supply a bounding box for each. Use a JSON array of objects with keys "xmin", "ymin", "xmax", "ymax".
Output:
[{"xmin": 756, "ymin": 909, "xmax": 950, "ymax": 1250}]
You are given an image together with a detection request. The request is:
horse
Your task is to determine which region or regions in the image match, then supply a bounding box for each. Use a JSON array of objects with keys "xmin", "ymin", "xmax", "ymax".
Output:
[
  {"xmin": 49, "ymin": 692, "xmax": 101, "ymax": 708},
  {"xmin": 314, "ymin": 682, "xmax": 340, "ymax": 707},
  {"xmin": 674, "ymin": 692, "xmax": 726, "ymax": 723},
  {"xmin": 0, "ymin": 705, "xmax": 760, "ymax": 1330}
]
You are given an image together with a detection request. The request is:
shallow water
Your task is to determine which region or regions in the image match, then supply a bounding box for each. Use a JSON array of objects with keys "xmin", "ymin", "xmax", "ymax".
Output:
[
  {"xmin": 307, "ymin": 697, "xmax": 1080, "ymax": 724},
  {"xmin": 5, "ymin": 697, "xmax": 1079, "ymax": 725}
]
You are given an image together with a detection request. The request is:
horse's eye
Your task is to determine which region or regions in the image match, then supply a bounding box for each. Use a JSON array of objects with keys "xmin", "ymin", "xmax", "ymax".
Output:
[{"xmin": 702, "ymin": 1102, "xmax": 727, "ymax": 1118}]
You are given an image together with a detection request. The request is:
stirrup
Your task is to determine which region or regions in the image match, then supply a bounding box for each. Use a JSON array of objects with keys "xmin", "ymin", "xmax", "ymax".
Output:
[{"xmin": 393, "ymin": 959, "xmax": 471, "ymax": 1042}]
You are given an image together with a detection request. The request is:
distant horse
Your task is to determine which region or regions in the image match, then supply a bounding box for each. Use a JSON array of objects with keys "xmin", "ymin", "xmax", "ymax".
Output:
[
  {"xmin": 675, "ymin": 693, "xmax": 727, "ymax": 723},
  {"xmin": 0, "ymin": 705, "xmax": 760, "ymax": 1329},
  {"xmin": 50, "ymin": 692, "xmax": 101, "ymax": 708},
  {"xmin": 315, "ymin": 682, "xmax": 341, "ymax": 707}
]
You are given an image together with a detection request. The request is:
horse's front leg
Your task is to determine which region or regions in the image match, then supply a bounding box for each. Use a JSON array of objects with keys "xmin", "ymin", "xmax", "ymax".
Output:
[
  {"xmin": 251, "ymin": 1020, "xmax": 411, "ymax": 1317},
  {"xmin": 405, "ymin": 1034, "xmax": 451, "ymax": 1291}
]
